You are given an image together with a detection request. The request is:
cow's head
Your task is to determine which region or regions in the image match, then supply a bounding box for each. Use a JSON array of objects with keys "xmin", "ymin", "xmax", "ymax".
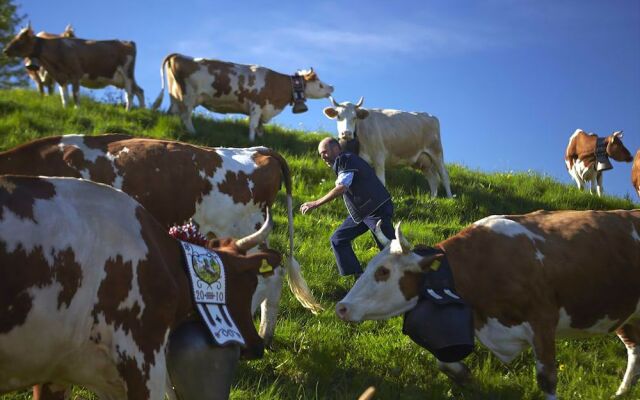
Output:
[
  {"xmin": 204, "ymin": 209, "xmax": 282, "ymax": 359},
  {"xmin": 297, "ymin": 68, "xmax": 334, "ymax": 99},
  {"xmin": 336, "ymin": 223, "xmax": 443, "ymax": 322},
  {"xmin": 607, "ymin": 131, "xmax": 633, "ymax": 162},
  {"xmin": 323, "ymin": 97, "xmax": 370, "ymax": 141},
  {"xmin": 3, "ymin": 24, "xmax": 37, "ymax": 58},
  {"xmin": 62, "ymin": 24, "xmax": 76, "ymax": 38}
]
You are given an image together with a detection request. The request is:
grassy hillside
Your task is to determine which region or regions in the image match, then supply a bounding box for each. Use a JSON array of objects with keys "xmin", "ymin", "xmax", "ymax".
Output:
[{"xmin": 0, "ymin": 89, "xmax": 637, "ymax": 400}]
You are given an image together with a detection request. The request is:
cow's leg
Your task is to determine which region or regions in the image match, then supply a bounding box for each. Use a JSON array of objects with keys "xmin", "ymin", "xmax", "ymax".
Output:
[
  {"xmin": 58, "ymin": 84, "xmax": 69, "ymax": 108},
  {"xmin": 373, "ymin": 159, "xmax": 386, "ymax": 186},
  {"xmin": 531, "ymin": 327, "xmax": 558, "ymax": 400},
  {"xmin": 248, "ymin": 104, "xmax": 262, "ymax": 141},
  {"xmin": 134, "ymin": 84, "xmax": 145, "ymax": 109},
  {"xmin": 596, "ymin": 172, "xmax": 603, "ymax": 197},
  {"xmin": 124, "ymin": 82, "xmax": 134, "ymax": 112},
  {"xmin": 255, "ymin": 267, "xmax": 285, "ymax": 347},
  {"xmin": 615, "ymin": 321, "xmax": 640, "ymax": 396},
  {"xmin": 71, "ymin": 81, "xmax": 80, "ymax": 108},
  {"xmin": 32, "ymin": 383, "xmax": 69, "ymax": 400},
  {"xmin": 45, "ymin": 82, "xmax": 55, "ymax": 96},
  {"xmin": 176, "ymin": 99, "xmax": 196, "ymax": 134},
  {"xmin": 436, "ymin": 159, "xmax": 453, "ymax": 198},
  {"xmin": 437, "ymin": 360, "xmax": 472, "ymax": 386}
]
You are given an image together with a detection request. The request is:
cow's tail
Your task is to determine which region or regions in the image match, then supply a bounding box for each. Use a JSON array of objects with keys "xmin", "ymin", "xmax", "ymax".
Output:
[
  {"xmin": 151, "ymin": 53, "xmax": 175, "ymax": 111},
  {"xmin": 269, "ymin": 149, "xmax": 323, "ymax": 314}
]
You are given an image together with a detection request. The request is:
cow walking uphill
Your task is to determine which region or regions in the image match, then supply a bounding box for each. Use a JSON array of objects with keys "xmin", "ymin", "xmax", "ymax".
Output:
[
  {"xmin": 336, "ymin": 210, "xmax": 640, "ymax": 399},
  {"xmin": 564, "ymin": 129, "xmax": 633, "ymax": 196},
  {"xmin": 0, "ymin": 134, "xmax": 322, "ymax": 346},
  {"xmin": 3, "ymin": 24, "xmax": 144, "ymax": 110},
  {"xmin": 632, "ymin": 149, "xmax": 640, "ymax": 198},
  {"xmin": 323, "ymin": 97, "xmax": 452, "ymax": 197},
  {"xmin": 151, "ymin": 53, "xmax": 334, "ymax": 140},
  {"xmin": 0, "ymin": 175, "xmax": 282, "ymax": 399},
  {"xmin": 24, "ymin": 24, "xmax": 76, "ymax": 96}
]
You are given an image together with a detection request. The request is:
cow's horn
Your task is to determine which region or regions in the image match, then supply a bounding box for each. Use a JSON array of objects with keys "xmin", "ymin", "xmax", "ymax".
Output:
[
  {"xmin": 235, "ymin": 208, "xmax": 273, "ymax": 251},
  {"xmin": 355, "ymin": 96, "xmax": 364, "ymax": 108},
  {"xmin": 390, "ymin": 222, "xmax": 411, "ymax": 255},
  {"xmin": 373, "ymin": 220, "xmax": 391, "ymax": 247},
  {"xmin": 329, "ymin": 96, "xmax": 340, "ymax": 108}
]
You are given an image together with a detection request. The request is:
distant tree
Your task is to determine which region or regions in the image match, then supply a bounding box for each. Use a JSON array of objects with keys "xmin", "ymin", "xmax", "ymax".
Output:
[{"xmin": 0, "ymin": 0, "xmax": 27, "ymax": 88}]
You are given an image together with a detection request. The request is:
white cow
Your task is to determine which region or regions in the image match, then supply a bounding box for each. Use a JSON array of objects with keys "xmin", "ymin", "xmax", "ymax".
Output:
[{"xmin": 323, "ymin": 97, "xmax": 452, "ymax": 197}]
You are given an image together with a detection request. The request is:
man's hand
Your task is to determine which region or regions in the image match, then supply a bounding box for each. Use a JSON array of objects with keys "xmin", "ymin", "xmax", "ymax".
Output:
[{"xmin": 300, "ymin": 201, "xmax": 318, "ymax": 215}]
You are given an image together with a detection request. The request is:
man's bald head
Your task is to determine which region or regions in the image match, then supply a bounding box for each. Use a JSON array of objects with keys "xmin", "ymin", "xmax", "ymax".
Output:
[{"xmin": 318, "ymin": 137, "xmax": 342, "ymax": 167}]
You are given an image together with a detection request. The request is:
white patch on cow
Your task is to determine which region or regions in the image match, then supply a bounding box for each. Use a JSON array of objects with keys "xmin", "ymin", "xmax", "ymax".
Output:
[
  {"xmin": 475, "ymin": 318, "xmax": 533, "ymax": 363},
  {"xmin": 535, "ymin": 250, "xmax": 545, "ymax": 262},
  {"xmin": 193, "ymin": 57, "xmax": 204, "ymax": 62},
  {"xmin": 59, "ymin": 135, "xmax": 105, "ymax": 162},
  {"xmin": 631, "ymin": 225, "xmax": 640, "ymax": 242},
  {"xmin": 473, "ymin": 215, "xmax": 545, "ymax": 243},
  {"xmin": 105, "ymin": 146, "xmax": 130, "ymax": 162},
  {"xmin": 556, "ymin": 308, "xmax": 619, "ymax": 337},
  {"xmin": 260, "ymin": 102, "xmax": 281, "ymax": 123},
  {"xmin": 0, "ymin": 179, "xmax": 148, "ymax": 267},
  {"xmin": 191, "ymin": 148, "xmax": 265, "ymax": 238}
]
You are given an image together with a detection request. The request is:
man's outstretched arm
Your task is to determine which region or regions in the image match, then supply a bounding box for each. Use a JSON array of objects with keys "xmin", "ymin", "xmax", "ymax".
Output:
[{"xmin": 300, "ymin": 184, "xmax": 347, "ymax": 214}]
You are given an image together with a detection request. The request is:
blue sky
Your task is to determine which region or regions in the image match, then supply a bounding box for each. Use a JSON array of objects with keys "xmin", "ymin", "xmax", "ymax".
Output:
[{"xmin": 18, "ymin": 0, "xmax": 640, "ymax": 200}]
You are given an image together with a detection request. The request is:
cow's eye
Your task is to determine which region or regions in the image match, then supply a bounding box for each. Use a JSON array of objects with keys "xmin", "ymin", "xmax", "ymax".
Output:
[{"xmin": 374, "ymin": 266, "xmax": 390, "ymax": 281}]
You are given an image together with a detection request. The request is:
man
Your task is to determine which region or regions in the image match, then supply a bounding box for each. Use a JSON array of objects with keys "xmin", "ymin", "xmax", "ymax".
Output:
[{"xmin": 300, "ymin": 137, "xmax": 395, "ymax": 277}]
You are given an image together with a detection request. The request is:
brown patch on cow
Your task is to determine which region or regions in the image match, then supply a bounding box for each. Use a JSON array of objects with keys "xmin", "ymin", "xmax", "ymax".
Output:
[
  {"xmin": 247, "ymin": 150, "xmax": 284, "ymax": 206},
  {"xmin": 116, "ymin": 355, "xmax": 149, "ymax": 400},
  {"xmin": 54, "ymin": 248, "xmax": 83, "ymax": 309},
  {"xmin": 208, "ymin": 62, "xmax": 234, "ymax": 98},
  {"xmin": 112, "ymin": 139, "xmax": 223, "ymax": 227},
  {"xmin": 374, "ymin": 266, "xmax": 391, "ymax": 282},
  {"xmin": 398, "ymin": 270, "xmax": 425, "ymax": 300},
  {"xmin": 0, "ymin": 243, "xmax": 51, "ymax": 333},
  {"xmin": 0, "ymin": 175, "xmax": 56, "ymax": 222},
  {"xmin": 218, "ymin": 170, "xmax": 252, "ymax": 204}
]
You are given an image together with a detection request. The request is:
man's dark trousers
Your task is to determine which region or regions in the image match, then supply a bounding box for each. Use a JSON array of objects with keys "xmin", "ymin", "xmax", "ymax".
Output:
[{"xmin": 330, "ymin": 201, "xmax": 395, "ymax": 276}]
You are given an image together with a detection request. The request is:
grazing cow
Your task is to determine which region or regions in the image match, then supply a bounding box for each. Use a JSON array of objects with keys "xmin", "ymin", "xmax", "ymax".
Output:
[
  {"xmin": 323, "ymin": 97, "xmax": 452, "ymax": 197},
  {"xmin": 151, "ymin": 53, "xmax": 334, "ymax": 139},
  {"xmin": 632, "ymin": 149, "xmax": 640, "ymax": 198},
  {"xmin": 336, "ymin": 210, "xmax": 640, "ymax": 399},
  {"xmin": 3, "ymin": 24, "xmax": 144, "ymax": 110},
  {"xmin": 564, "ymin": 129, "xmax": 633, "ymax": 196},
  {"xmin": 0, "ymin": 175, "xmax": 281, "ymax": 399},
  {"xmin": 24, "ymin": 24, "xmax": 76, "ymax": 96},
  {"xmin": 0, "ymin": 134, "xmax": 322, "ymax": 346}
]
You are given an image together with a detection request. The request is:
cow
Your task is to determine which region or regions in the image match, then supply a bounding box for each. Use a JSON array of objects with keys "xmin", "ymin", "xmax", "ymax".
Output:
[
  {"xmin": 0, "ymin": 134, "xmax": 322, "ymax": 347},
  {"xmin": 24, "ymin": 24, "xmax": 76, "ymax": 96},
  {"xmin": 151, "ymin": 53, "xmax": 334, "ymax": 139},
  {"xmin": 0, "ymin": 174, "xmax": 281, "ymax": 399},
  {"xmin": 336, "ymin": 210, "xmax": 640, "ymax": 399},
  {"xmin": 323, "ymin": 97, "xmax": 452, "ymax": 197},
  {"xmin": 632, "ymin": 149, "xmax": 640, "ymax": 198},
  {"xmin": 3, "ymin": 24, "xmax": 145, "ymax": 110},
  {"xmin": 564, "ymin": 129, "xmax": 633, "ymax": 197}
]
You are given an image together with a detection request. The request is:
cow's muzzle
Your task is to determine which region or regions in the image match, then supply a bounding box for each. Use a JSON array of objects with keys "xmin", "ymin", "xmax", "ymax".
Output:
[{"xmin": 339, "ymin": 131, "xmax": 354, "ymax": 140}]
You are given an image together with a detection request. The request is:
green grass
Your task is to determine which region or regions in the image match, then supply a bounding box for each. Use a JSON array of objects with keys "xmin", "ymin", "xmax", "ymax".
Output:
[{"xmin": 0, "ymin": 89, "xmax": 638, "ymax": 400}]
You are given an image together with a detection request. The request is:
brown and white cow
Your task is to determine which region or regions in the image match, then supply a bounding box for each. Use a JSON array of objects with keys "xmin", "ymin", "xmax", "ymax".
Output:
[
  {"xmin": 151, "ymin": 53, "xmax": 334, "ymax": 139},
  {"xmin": 323, "ymin": 97, "xmax": 452, "ymax": 197},
  {"xmin": 337, "ymin": 210, "xmax": 640, "ymax": 399},
  {"xmin": 3, "ymin": 24, "xmax": 144, "ymax": 110},
  {"xmin": 564, "ymin": 129, "xmax": 633, "ymax": 196},
  {"xmin": 0, "ymin": 175, "xmax": 281, "ymax": 399},
  {"xmin": 0, "ymin": 134, "xmax": 322, "ymax": 346},
  {"xmin": 24, "ymin": 24, "xmax": 76, "ymax": 96},
  {"xmin": 632, "ymin": 149, "xmax": 640, "ymax": 198}
]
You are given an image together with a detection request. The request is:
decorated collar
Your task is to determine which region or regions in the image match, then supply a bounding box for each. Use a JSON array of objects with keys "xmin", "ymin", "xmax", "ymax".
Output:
[{"xmin": 290, "ymin": 74, "xmax": 308, "ymax": 114}]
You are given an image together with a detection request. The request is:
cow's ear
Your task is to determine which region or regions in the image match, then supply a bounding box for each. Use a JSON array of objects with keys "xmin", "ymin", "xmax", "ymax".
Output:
[
  {"xmin": 323, "ymin": 107, "xmax": 338, "ymax": 119},
  {"xmin": 236, "ymin": 251, "xmax": 282, "ymax": 276},
  {"xmin": 418, "ymin": 253, "xmax": 445, "ymax": 272},
  {"xmin": 356, "ymin": 109, "xmax": 369, "ymax": 120}
]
